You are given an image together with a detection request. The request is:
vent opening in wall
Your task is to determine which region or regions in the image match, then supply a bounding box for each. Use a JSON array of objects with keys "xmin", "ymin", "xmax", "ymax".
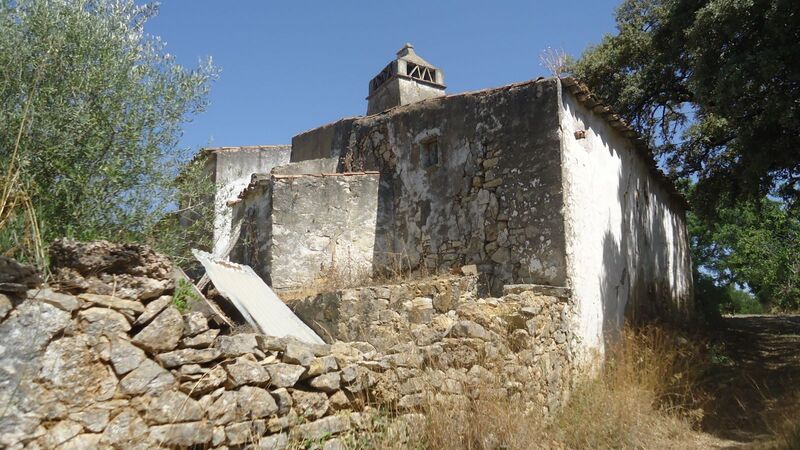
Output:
[
  {"xmin": 406, "ymin": 62, "xmax": 437, "ymax": 83},
  {"xmin": 421, "ymin": 138, "xmax": 439, "ymax": 168}
]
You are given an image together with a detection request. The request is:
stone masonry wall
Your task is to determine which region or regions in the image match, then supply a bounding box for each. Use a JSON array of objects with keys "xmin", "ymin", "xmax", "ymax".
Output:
[
  {"xmin": 336, "ymin": 78, "xmax": 567, "ymax": 294},
  {"xmin": 291, "ymin": 276, "xmax": 479, "ymax": 351},
  {"xmin": 232, "ymin": 172, "xmax": 382, "ymax": 290},
  {"xmin": 230, "ymin": 174, "xmax": 273, "ymax": 284},
  {"xmin": 270, "ymin": 173, "xmax": 381, "ymax": 291},
  {"xmin": 292, "ymin": 276, "xmax": 577, "ymax": 412},
  {"xmin": 0, "ymin": 240, "xmax": 577, "ymax": 449}
]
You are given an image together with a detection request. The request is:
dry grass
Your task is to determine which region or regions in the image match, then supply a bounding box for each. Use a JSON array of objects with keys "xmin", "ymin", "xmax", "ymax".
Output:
[
  {"xmin": 756, "ymin": 394, "xmax": 800, "ymax": 450},
  {"xmin": 551, "ymin": 326, "xmax": 708, "ymax": 449},
  {"xmin": 343, "ymin": 325, "xmax": 714, "ymax": 450},
  {"xmin": 0, "ymin": 90, "xmax": 46, "ymax": 266}
]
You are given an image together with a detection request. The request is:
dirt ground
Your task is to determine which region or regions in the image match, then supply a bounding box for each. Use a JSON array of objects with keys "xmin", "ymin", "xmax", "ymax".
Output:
[{"xmin": 701, "ymin": 315, "xmax": 800, "ymax": 448}]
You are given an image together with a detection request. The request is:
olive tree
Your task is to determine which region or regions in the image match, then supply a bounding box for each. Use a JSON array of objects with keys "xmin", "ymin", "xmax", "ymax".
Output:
[{"xmin": 0, "ymin": 0, "xmax": 217, "ymax": 263}]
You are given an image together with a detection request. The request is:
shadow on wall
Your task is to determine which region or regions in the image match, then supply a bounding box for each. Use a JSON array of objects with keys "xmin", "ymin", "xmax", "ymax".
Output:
[{"xmin": 599, "ymin": 147, "xmax": 693, "ymax": 347}]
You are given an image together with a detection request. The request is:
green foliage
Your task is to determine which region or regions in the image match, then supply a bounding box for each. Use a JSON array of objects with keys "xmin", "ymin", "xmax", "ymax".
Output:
[
  {"xmin": 570, "ymin": 0, "xmax": 800, "ymax": 211},
  {"xmin": 146, "ymin": 155, "xmax": 216, "ymax": 270},
  {"xmin": 172, "ymin": 278, "xmax": 199, "ymax": 313},
  {"xmin": 690, "ymin": 196, "xmax": 799, "ymax": 310},
  {"xmin": 0, "ymin": 0, "xmax": 217, "ymax": 262}
]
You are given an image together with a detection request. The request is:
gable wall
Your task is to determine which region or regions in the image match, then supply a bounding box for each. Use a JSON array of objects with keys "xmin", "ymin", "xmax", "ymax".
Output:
[
  {"xmin": 212, "ymin": 147, "xmax": 291, "ymax": 256},
  {"xmin": 558, "ymin": 83, "xmax": 694, "ymax": 359}
]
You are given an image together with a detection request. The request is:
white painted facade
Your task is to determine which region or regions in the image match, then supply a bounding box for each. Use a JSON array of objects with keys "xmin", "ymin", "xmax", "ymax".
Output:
[
  {"xmin": 209, "ymin": 146, "xmax": 291, "ymax": 257},
  {"xmin": 558, "ymin": 83, "xmax": 694, "ymax": 360}
]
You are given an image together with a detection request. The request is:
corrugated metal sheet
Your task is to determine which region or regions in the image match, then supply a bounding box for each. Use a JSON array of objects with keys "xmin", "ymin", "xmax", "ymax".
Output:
[{"xmin": 192, "ymin": 250, "xmax": 324, "ymax": 345}]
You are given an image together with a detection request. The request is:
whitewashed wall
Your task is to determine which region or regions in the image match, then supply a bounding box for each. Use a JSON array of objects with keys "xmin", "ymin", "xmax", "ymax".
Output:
[
  {"xmin": 558, "ymin": 84, "xmax": 694, "ymax": 360},
  {"xmin": 211, "ymin": 146, "xmax": 291, "ymax": 256}
]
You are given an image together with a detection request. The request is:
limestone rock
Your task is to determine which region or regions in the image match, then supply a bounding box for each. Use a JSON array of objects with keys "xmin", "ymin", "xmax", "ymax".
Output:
[
  {"xmin": 329, "ymin": 390, "xmax": 351, "ymax": 411},
  {"xmin": 256, "ymin": 334, "xmax": 286, "ymax": 352},
  {"xmin": 267, "ymin": 411, "xmax": 299, "ymax": 434},
  {"xmin": 145, "ymin": 390, "xmax": 203, "ymax": 424},
  {"xmin": 225, "ymin": 354, "xmax": 270, "ymax": 387},
  {"xmin": 149, "ymin": 421, "xmax": 213, "ymax": 447},
  {"xmin": 0, "ymin": 299, "xmax": 71, "ymax": 364},
  {"xmin": 207, "ymin": 390, "xmax": 238, "ymax": 424},
  {"xmin": 212, "ymin": 426, "xmax": 225, "ymax": 447},
  {"xmin": 259, "ymin": 432, "xmax": 289, "ymax": 450},
  {"xmin": 309, "ymin": 372, "xmax": 341, "ymax": 393},
  {"xmin": 132, "ymin": 306, "xmax": 184, "ymax": 353},
  {"xmin": 61, "ymin": 433, "xmax": 101, "ymax": 450},
  {"xmin": 181, "ymin": 365, "xmax": 226, "ymax": 396},
  {"xmin": 405, "ymin": 297, "xmax": 434, "ymax": 324},
  {"xmin": 290, "ymin": 415, "xmax": 350, "ymax": 441},
  {"xmin": 270, "ymin": 388, "xmax": 293, "ymax": 415},
  {"xmin": 226, "ymin": 419, "xmax": 266, "ymax": 445},
  {"xmin": 119, "ymin": 359, "xmax": 175, "ymax": 395},
  {"xmin": 448, "ymin": 320, "xmax": 492, "ymax": 340},
  {"xmin": 157, "ymin": 347, "xmax": 221, "ymax": 368},
  {"xmin": 78, "ymin": 307, "xmax": 131, "ymax": 336},
  {"xmin": 42, "ymin": 419, "xmax": 83, "ymax": 448},
  {"xmin": 109, "ymin": 337, "xmax": 147, "ymax": 376},
  {"xmin": 27, "ymin": 288, "xmax": 80, "ymax": 312},
  {"xmin": 69, "ymin": 404, "xmax": 114, "ymax": 433},
  {"xmin": 0, "ymin": 293, "xmax": 10, "ymax": 320},
  {"xmin": 39, "ymin": 336, "xmax": 118, "ymax": 407},
  {"xmin": 237, "ymin": 385, "xmax": 278, "ymax": 418},
  {"xmin": 265, "ymin": 363, "xmax": 306, "ymax": 388},
  {"xmin": 49, "ymin": 238, "xmax": 172, "ymax": 280},
  {"xmin": 133, "ymin": 295, "xmax": 171, "ymax": 326},
  {"xmin": 0, "ymin": 255, "xmax": 41, "ymax": 293},
  {"xmin": 282, "ymin": 341, "xmax": 315, "ymax": 366},
  {"xmin": 290, "ymin": 390, "xmax": 329, "ymax": 420},
  {"xmin": 215, "ymin": 333, "xmax": 259, "ymax": 357},
  {"xmin": 78, "ymin": 293, "xmax": 144, "ymax": 315},
  {"xmin": 183, "ymin": 311, "xmax": 209, "ymax": 336},
  {"xmin": 177, "ymin": 363, "xmax": 206, "ymax": 376},
  {"xmin": 182, "ymin": 328, "xmax": 219, "ymax": 348},
  {"xmin": 99, "ymin": 409, "xmax": 150, "ymax": 448},
  {"xmin": 306, "ymin": 355, "xmax": 338, "ymax": 377}
]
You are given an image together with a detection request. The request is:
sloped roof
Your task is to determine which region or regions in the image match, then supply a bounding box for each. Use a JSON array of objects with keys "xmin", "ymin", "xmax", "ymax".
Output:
[{"xmin": 559, "ymin": 77, "xmax": 688, "ymax": 209}]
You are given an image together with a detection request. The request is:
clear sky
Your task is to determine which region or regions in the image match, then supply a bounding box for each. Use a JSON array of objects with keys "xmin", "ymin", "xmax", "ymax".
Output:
[{"xmin": 142, "ymin": 1, "xmax": 620, "ymax": 153}]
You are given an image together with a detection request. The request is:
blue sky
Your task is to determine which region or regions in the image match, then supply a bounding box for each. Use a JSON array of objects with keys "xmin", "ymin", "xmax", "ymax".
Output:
[{"xmin": 143, "ymin": 1, "xmax": 620, "ymax": 153}]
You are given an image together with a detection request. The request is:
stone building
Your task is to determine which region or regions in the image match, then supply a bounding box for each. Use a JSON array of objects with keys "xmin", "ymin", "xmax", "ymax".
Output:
[{"xmin": 207, "ymin": 44, "xmax": 693, "ymax": 356}]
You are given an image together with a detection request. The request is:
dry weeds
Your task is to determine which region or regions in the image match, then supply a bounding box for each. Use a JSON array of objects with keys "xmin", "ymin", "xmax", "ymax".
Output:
[{"xmin": 335, "ymin": 325, "xmax": 719, "ymax": 450}]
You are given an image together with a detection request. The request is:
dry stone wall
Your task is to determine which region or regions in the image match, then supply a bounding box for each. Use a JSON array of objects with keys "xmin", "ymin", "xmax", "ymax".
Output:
[
  {"xmin": 0, "ymin": 241, "xmax": 577, "ymax": 449},
  {"xmin": 292, "ymin": 276, "xmax": 577, "ymax": 412}
]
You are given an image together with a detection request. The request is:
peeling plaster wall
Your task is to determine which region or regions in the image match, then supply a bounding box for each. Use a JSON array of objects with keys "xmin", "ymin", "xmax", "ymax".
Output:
[
  {"xmin": 271, "ymin": 158, "xmax": 339, "ymax": 176},
  {"xmin": 212, "ymin": 147, "xmax": 291, "ymax": 256},
  {"xmin": 291, "ymin": 118, "xmax": 357, "ymax": 163},
  {"xmin": 338, "ymin": 79, "xmax": 567, "ymax": 293},
  {"xmin": 269, "ymin": 174, "xmax": 381, "ymax": 290},
  {"xmin": 559, "ymin": 85, "xmax": 694, "ymax": 359},
  {"xmin": 230, "ymin": 177, "xmax": 273, "ymax": 284}
]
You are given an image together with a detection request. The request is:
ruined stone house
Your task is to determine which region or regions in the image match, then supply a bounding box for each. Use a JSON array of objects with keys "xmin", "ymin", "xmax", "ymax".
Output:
[{"xmin": 201, "ymin": 44, "xmax": 694, "ymax": 356}]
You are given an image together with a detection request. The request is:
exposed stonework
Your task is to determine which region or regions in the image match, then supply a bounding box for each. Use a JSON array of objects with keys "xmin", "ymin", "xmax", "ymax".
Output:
[
  {"xmin": 222, "ymin": 78, "xmax": 693, "ymax": 364},
  {"xmin": 0, "ymin": 242, "xmax": 576, "ymax": 449},
  {"xmin": 190, "ymin": 145, "xmax": 292, "ymax": 257}
]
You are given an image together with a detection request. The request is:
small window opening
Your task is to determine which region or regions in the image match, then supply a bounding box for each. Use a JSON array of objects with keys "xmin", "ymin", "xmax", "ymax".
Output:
[{"xmin": 421, "ymin": 138, "xmax": 439, "ymax": 168}]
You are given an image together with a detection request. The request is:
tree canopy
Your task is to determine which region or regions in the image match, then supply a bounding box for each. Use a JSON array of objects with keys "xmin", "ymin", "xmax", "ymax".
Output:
[
  {"xmin": 570, "ymin": 0, "xmax": 800, "ymax": 212},
  {"xmin": 0, "ymin": 0, "xmax": 217, "ymax": 261}
]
